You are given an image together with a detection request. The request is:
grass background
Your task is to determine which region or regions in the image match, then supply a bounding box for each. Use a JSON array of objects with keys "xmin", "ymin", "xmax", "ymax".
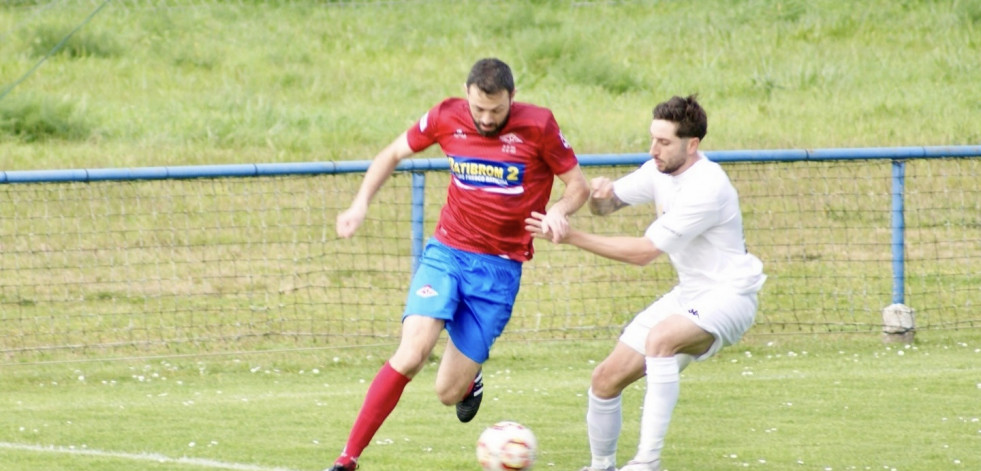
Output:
[
  {"xmin": 2, "ymin": 1, "xmax": 981, "ymax": 470},
  {"xmin": 1, "ymin": 0, "xmax": 979, "ymax": 170},
  {"xmin": 2, "ymin": 333, "xmax": 981, "ymax": 471}
]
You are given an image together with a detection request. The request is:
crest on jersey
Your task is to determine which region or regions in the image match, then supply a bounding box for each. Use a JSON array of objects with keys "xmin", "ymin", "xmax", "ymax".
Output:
[
  {"xmin": 499, "ymin": 133, "xmax": 524, "ymax": 144},
  {"xmin": 416, "ymin": 285, "xmax": 439, "ymax": 298}
]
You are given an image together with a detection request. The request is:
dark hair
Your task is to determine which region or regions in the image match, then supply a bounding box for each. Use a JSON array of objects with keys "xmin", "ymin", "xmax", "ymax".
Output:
[
  {"xmin": 466, "ymin": 58, "xmax": 515, "ymax": 95},
  {"xmin": 652, "ymin": 94, "xmax": 707, "ymax": 140}
]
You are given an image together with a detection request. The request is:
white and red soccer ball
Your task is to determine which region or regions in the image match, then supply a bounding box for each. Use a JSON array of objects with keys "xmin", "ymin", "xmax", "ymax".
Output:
[{"xmin": 476, "ymin": 420, "xmax": 538, "ymax": 471}]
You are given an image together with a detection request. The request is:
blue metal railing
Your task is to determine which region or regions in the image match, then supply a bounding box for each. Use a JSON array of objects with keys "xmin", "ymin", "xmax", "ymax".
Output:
[
  {"xmin": 4, "ymin": 145, "xmax": 981, "ymax": 307},
  {"xmin": 5, "ymin": 146, "xmax": 981, "ymax": 184}
]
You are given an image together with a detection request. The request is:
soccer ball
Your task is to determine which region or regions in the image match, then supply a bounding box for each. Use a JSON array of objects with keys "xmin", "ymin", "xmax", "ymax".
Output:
[{"xmin": 476, "ymin": 420, "xmax": 538, "ymax": 471}]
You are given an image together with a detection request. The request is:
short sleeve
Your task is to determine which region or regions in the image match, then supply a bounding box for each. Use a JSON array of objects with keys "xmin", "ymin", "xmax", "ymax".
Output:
[
  {"xmin": 405, "ymin": 103, "xmax": 442, "ymax": 153},
  {"xmin": 613, "ymin": 160, "xmax": 659, "ymax": 205},
  {"xmin": 540, "ymin": 112, "xmax": 579, "ymax": 175}
]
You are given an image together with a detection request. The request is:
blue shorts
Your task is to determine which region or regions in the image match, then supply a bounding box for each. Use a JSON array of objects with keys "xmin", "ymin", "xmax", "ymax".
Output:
[{"xmin": 404, "ymin": 238, "xmax": 522, "ymax": 363}]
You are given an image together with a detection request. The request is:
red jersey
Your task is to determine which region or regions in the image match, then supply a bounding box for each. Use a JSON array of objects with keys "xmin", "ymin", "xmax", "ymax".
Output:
[{"xmin": 406, "ymin": 97, "xmax": 579, "ymax": 261}]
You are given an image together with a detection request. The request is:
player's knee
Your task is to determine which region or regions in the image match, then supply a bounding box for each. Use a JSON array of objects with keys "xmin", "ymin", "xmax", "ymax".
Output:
[
  {"xmin": 389, "ymin": 350, "xmax": 428, "ymax": 378},
  {"xmin": 589, "ymin": 364, "xmax": 622, "ymax": 398},
  {"xmin": 435, "ymin": 381, "xmax": 466, "ymax": 405},
  {"xmin": 436, "ymin": 390, "xmax": 458, "ymax": 406},
  {"xmin": 644, "ymin": 329, "xmax": 682, "ymax": 357}
]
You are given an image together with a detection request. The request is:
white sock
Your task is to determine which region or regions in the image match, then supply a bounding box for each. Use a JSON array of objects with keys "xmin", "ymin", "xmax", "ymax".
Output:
[
  {"xmin": 586, "ymin": 388, "xmax": 621, "ymax": 469},
  {"xmin": 676, "ymin": 353, "xmax": 693, "ymax": 372},
  {"xmin": 635, "ymin": 356, "xmax": 680, "ymax": 463}
]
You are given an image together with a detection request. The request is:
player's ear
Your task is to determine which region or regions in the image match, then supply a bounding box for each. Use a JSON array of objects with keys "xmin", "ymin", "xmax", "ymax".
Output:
[{"xmin": 687, "ymin": 136, "xmax": 700, "ymax": 154}]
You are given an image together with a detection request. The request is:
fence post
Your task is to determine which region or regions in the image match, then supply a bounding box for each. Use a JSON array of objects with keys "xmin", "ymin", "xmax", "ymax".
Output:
[
  {"xmin": 410, "ymin": 172, "xmax": 426, "ymax": 273},
  {"xmin": 883, "ymin": 159, "xmax": 915, "ymax": 343}
]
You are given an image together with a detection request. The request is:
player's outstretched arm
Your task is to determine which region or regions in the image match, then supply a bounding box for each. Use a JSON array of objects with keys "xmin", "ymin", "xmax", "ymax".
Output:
[
  {"xmin": 336, "ymin": 132, "xmax": 415, "ymax": 238},
  {"xmin": 538, "ymin": 164, "xmax": 589, "ymax": 243},
  {"xmin": 525, "ymin": 211, "xmax": 662, "ymax": 266}
]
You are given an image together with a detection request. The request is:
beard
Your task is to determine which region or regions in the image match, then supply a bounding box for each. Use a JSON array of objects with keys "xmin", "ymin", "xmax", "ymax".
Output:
[
  {"xmin": 655, "ymin": 155, "xmax": 685, "ymax": 175},
  {"xmin": 655, "ymin": 159, "xmax": 678, "ymax": 174},
  {"xmin": 473, "ymin": 112, "xmax": 510, "ymax": 137}
]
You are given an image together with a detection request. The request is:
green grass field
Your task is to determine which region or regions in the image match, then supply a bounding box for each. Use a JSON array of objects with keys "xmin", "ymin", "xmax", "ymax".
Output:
[
  {"xmin": 1, "ymin": 0, "xmax": 979, "ymax": 169},
  {"xmin": 2, "ymin": 332, "xmax": 981, "ymax": 471},
  {"xmin": 2, "ymin": 1, "xmax": 981, "ymax": 470}
]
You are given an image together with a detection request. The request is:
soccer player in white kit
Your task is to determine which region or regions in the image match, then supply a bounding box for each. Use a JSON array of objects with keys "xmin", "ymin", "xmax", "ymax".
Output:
[{"xmin": 525, "ymin": 95, "xmax": 766, "ymax": 471}]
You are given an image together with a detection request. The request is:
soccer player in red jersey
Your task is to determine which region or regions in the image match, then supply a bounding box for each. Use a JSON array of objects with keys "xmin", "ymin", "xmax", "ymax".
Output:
[{"xmin": 330, "ymin": 58, "xmax": 589, "ymax": 471}]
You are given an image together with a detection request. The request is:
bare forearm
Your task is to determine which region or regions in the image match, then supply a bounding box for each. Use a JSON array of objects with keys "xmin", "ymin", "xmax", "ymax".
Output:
[
  {"xmin": 550, "ymin": 188, "xmax": 588, "ymax": 218},
  {"xmin": 550, "ymin": 166, "xmax": 590, "ymax": 217},
  {"xmin": 565, "ymin": 230, "xmax": 661, "ymax": 266},
  {"xmin": 350, "ymin": 133, "xmax": 413, "ymax": 209},
  {"xmin": 350, "ymin": 154, "xmax": 399, "ymax": 208}
]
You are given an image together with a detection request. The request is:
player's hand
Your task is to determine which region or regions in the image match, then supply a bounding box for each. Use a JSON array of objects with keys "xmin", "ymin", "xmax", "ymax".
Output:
[
  {"xmin": 525, "ymin": 211, "xmax": 569, "ymax": 244},
  {"xmin": 590, "ymin": 176, "xmax": 615, "ymax": 200},
  {"xmin": 588, "ymin": 176, "xmax": 623, "ymax": 216},
  {"xmin": 540, "ymin": 208, "xmax": 571, "ymax": 242},
  {"xmin": 336, "ymin": 205, "xmax": 367, "ymax": 238}
]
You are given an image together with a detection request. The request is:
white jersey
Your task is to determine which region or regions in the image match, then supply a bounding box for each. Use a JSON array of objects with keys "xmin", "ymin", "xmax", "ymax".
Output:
[{"xmin": 613, "ymin": 153, "xmax": 766, "ymax": 298}]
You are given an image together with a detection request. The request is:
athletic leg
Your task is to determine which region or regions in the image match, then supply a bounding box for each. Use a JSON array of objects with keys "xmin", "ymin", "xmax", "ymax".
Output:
[
  {"xmin": 435, "ymin": 336, "xmax": 485, "ymax": 422},
  {"xmin": 332, "ymin": 315, "xmax": 444, "ymax": 467},
  {"xmin": 439, "ymin": 247, "xmax": 522, "ymax": 422},
  {"xmin": 621, "ymin": 288, "xmax": 758, "ymax": 470},
  {"xmin": 435, "ymin": 336, "xmax": 482, "ymax": 406},
  {"xmin": 629, "ymin": 315, "xmax": 713, "ymax": 467},
  {"xmin": 584, "ymin": 341, "xmax": 646, "ymax": 470}
]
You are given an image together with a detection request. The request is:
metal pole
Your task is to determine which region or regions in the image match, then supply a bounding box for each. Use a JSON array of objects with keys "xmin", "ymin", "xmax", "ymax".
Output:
[
  {"xmin": 890, "ymin": 160, "xmax": 906, "ymax": 304},
  {"xmin": 410, "ymin": 172, "xmax": 426, "ymax": 273}
]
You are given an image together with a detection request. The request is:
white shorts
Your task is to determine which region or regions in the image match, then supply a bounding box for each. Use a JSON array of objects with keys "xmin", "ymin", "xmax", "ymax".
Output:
[{"xmin": 620, "ymin": 286, "xmax": 758, "ymax": 361}]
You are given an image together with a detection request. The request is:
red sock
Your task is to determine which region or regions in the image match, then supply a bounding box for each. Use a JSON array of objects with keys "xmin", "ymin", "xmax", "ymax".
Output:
[{"xmin": 337, "ymin": 361, "xmax": 411, "ymax": 463}]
